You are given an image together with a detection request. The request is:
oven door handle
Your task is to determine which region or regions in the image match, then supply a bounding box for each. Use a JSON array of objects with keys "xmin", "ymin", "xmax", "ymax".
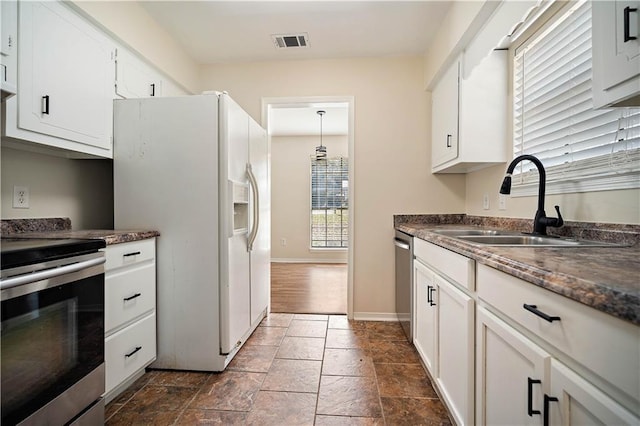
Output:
[{"xmin": 0, "ymin": 257, "xmax": 106, "ymax": 290}]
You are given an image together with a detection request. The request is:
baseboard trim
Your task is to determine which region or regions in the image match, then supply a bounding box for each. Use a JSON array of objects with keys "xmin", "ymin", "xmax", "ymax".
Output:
[
  {"xmin": 353, "ymin": 312, "xmax": 399, "ymax": 322},
  {"xmin": 271, "ymin": 258, "xmax": 347, "ymax": 264}
]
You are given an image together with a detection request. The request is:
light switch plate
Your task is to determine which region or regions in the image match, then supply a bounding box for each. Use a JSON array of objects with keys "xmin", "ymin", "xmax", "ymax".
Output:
[{"xmin": 13, "ymin": 185, "xmax": 29, "ymax": 208}]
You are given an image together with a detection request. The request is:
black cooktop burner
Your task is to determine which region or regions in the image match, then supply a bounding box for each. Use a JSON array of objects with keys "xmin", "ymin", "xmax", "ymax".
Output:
[{"xmin": 1, "ymin": 238, "xmax": 106, "ymax": 270}]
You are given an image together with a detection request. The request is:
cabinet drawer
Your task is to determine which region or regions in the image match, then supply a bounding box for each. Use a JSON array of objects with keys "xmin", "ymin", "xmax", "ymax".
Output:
[
  {"xmin": 105, "ymin": 239, "xmax": 155, "ymax": 271},
  {"xmin": 414, "ymin": 239, "xmax": 474, "ymax": 290},
  {"xmin": 477, "ymin": 264, "xmax": 640, "ymax": 406},
  {"xmin": 105, "ymin": 312, "xmax": 156, "ymax": 394},
  {"xmin": 105, "ymin": 263, "xmax": 155, "ymax": 332}
]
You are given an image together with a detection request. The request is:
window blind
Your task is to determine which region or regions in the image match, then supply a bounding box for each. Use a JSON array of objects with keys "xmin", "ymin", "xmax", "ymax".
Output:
[
  {"xmin": 311, "ymin": 157, "xmax": 348, "ymax": 248},
  {"xmin": 512, "ymin": 0, "xmax": 640, "ymax": 194}
]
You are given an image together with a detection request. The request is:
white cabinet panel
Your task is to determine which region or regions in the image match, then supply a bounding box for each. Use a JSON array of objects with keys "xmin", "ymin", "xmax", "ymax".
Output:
[
  {"xmin": 414, "ymin": 260, "xmax": 438, "ymax": 375},
  {"xmin": 476, "ymin": 306, "xmax": 551, "ymax": 426},
  {"xmin": 115, "ymin": 48, "xmax": 161, "ymax": 99},
  {"xmin": 431, "ymin": 50, "xmax": 508, "ymax": 173},
  {"xmin": 105, "ymin": 312, "xmax": 156, "ymax": 395},
  {"xmin": 547, "ymin": 360, "xmax": 639, "ymax": 426},
  {"xmin": 12, "ymin": 1, "xmax": 114, "ymax": 156},
  {"xmin": 436, "ymin": 275, "xmax": 474, "ymax": 426},
  {"xmin": 592, "ymin": 0, "xmax": 640, "ymax": 107},
  {"xmin": 1, "ymin": 0, "xmax": 17, "ymax": 96}
]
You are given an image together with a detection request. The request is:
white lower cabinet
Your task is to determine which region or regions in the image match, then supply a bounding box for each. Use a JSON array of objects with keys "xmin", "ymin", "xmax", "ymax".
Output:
[
  {"xmin": 413, "ymin": 239, "xmax": 475, "ymax": 426},
  {"xmin": 104, "ymin": 238, "xmax": 157, "ymax": 403},
  {"xmin": 547, "ymin": 359, "xmax": 638, "ymax": 426},
  {"xmin": 413, "ymin": 237, "xmax": 639, "ymax": 426},
  {"xmin": 476, "ymin": 306, "xmax": 551, "ymax": 426},
  {"xmin": 436, "ymin": 276, "xmax": 474, "ymax": 426},
  {"xmin": 414, "ymin": 260, "xmax": 438, "ymax": 374}
]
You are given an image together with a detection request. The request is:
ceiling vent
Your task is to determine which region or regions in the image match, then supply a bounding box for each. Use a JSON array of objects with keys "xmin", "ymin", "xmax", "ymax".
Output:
[{"xmin": 271, "ymin": 33, "xmax": 309, "ymax": 49}]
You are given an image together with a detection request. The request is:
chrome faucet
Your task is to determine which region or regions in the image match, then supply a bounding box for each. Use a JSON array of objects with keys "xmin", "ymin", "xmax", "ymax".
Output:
[{"xmin": 500, "ymin": 154, "xmax": 563, "ymax": 235}]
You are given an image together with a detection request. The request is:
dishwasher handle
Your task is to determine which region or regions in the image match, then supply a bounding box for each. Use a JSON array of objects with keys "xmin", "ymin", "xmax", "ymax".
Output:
[{"xmin": 394, "ymin": 238, "xmax": 411, "ymax": 250}]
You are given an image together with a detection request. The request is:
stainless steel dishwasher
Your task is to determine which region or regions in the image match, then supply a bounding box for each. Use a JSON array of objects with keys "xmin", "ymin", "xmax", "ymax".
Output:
[{"xmin": 394, "ymin": 230, "xmax": 413, "ymax": 341}]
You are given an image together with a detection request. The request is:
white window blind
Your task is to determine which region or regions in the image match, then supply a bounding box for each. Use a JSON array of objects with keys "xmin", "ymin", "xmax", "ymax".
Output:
[
  {"xmin": 512, "ymin": 0, "xmax": 640, "ymax": 195},
  {"xmin": 311, "ymin": 157, "xmax": 348, "ymax": 248}
]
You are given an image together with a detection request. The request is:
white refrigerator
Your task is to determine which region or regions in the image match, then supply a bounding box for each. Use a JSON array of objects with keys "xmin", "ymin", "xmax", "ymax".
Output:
[{"xmin": 113, "ymin": 92, "xmax": 270, "ymax": 371}]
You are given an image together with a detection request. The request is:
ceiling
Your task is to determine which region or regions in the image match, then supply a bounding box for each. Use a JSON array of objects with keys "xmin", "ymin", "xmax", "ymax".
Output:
[
  {"xmin": 139, "ymin": 1, "xmax": 452, "ymax": 64},
  {"xmin": 139, "ymin": 1, "xmax": 451, "ymax": 136}
]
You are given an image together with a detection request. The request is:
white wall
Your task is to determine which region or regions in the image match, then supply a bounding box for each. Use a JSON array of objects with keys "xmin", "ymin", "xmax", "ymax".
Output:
[
  {"xmin": 1, "ymin": 147, "xmax": 114, "ymax": 229},
  {"xmin": 200, "ymin": 57, "xmax": 466, "ymax": 316},
  {"xmin": 271, "ymin": 135, "xmax": 348, "ymax": 262}
]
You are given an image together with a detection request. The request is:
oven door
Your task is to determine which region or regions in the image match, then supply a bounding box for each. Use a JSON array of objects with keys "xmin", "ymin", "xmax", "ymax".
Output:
[{"xmin": 1, "ymin": 252, "xmax": 105, "ymax": 426}]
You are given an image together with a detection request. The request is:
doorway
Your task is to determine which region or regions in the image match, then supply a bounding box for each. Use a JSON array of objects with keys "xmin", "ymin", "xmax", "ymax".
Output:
[{"xmin": 262, "ymin": 97, "xmax": 354, "ymax": 317}]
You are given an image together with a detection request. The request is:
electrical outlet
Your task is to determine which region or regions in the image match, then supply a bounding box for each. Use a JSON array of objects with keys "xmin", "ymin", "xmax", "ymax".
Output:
[
  {"xmin": 280, "ymin": 238, "xmax": 287, "ymax": 247},
  {"xmin": 499, "ymin": 194, "xmax": 507, "ymax": 210},
  {"xmin": 482, "ymin": 193, "xmax": 490, "ymax": 210},
  {"xmin": 13, "ymin": 186, "xmax": 29, "ymax": 209}
]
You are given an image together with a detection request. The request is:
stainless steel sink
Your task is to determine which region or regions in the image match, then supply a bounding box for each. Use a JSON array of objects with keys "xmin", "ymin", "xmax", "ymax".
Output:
[
  {"xmin": 431, "ymin": 229, "xmax": 510, "ymax": 237},
  {"xmin": 455, "ymin": 234, "xmax": 617, "ymax": 247}
]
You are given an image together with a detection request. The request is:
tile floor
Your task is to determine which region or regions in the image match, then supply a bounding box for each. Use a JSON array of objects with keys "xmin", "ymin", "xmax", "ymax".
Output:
[{"xmin": 105, "ymin": 313, "xmax": 453, "ymax": 425}]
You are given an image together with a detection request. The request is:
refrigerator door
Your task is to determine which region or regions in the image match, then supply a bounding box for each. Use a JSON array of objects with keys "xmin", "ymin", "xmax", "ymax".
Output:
[
  {"xmin": 249, "ymin": 116, "xmax": 270, "ymax": 325},
  {"xmin": 219, "ymin": 93, "xmax": 251, "ymax": 354}
]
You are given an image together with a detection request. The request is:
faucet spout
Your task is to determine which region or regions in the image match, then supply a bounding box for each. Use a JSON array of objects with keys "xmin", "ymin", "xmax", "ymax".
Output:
[{"xmin": 500, "ymin": 154, "xmax": 563, "ymax": 235}]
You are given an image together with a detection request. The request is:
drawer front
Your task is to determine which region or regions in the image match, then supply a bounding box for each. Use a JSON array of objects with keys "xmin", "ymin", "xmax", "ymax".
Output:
[
  {"xmin": 414, "ymin": 239, "xmax": 475, "ymax": 290},
  {"xmin": 105, "ymin": 264, "xmax": 156, "ymax": 332},
  {"xmin": 105, "ymin": 238, "xmax": 155, "ymax": 271},
  {"xmin": 477, "ymin": 264, "xmax": 640, "ymax": 406},
  {"xmin": 105, "ymin": 312, "xmax": 156, "ymax": 394}
]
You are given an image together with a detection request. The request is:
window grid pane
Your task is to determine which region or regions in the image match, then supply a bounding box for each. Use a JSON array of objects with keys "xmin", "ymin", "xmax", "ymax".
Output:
[{"xmin": 311, "ymin": 157, "xmax": 348, "ymax": 248}]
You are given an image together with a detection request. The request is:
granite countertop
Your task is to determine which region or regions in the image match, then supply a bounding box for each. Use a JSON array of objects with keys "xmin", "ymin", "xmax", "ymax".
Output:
[
  {"xmin": 1, "ymin": 218, "xmax": 159, "ymax": 245},
  {"xmin": 395, "ymin": 215, "xmax": 640, "ymax": 326}
]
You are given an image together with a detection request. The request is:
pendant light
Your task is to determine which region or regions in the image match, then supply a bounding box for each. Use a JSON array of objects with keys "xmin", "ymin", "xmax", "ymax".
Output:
[{"xmin": 315, "ymin": 110, "xmax": 327, "ymax": 160}]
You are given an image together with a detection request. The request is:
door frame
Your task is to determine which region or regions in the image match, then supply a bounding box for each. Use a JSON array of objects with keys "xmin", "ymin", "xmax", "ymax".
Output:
[{"xmin": 261, "ymin": 96, "xmax": 355, "ymax": 319}]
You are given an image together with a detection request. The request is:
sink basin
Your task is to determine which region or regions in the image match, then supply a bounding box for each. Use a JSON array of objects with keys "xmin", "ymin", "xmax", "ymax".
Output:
[
  {"xmin": 455, "ymin": 235, "xmax": 616, "ymax": 247},
  {"xmin": 431, "ymin": 229, "xmax": 511, "ymax": 237}
]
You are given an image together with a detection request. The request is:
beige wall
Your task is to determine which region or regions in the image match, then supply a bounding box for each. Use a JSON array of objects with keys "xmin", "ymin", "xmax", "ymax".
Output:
[
  {"xmin": 72, "ymin": 1, "xmax": 200, "ymax": 94},
  {"xmin": 200, "ymin": 57, "xmax": 466, "ymax": 316},
  {"xmin": 465, "ymin": 163, "xmax": 640, "ymax": 224},
  {"xmin": 1, "ymin": 148, "xmax": 114, "ymax": 229},
  {"xmin": 271, "ymin": 135, "xmax": 348, "ymax": 262}
]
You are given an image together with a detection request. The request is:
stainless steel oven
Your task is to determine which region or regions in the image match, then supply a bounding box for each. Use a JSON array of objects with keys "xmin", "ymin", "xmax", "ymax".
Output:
[
  {"xmin": 394, "ymin": 230, "xmax": 413, "ymax": 341},
  {"xmin": 1, "ymin": 238, "xmax": 106, "ymax": 426}
]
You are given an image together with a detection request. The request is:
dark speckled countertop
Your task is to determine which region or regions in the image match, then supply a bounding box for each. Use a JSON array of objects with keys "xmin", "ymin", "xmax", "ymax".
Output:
[
  {"xmin": 395, "ymin": 215, "xmax": 640, "ymax": 326},
  {"xmin": 1, "ymin": 218, "xmax": 159, "ymax": 245}
]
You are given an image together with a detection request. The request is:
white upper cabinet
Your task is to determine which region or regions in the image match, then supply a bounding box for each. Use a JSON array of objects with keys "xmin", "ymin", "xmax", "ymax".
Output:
[
  {"xmin": 1, "ymin": 0, "xmax": 17, "ymax": 97},
  {"xmin": 431, "ymin": 50, "xmax": 508, "ymax": 173},
  {"xmin": 115, "ymin": 48, "xmax": 162, "ymax": 99},
  {"xmin": 3, "ymin": 1, "xmax": 115, "ymax": 158},
  {"xmin": 592, "ymin": 0, "xmax": 640, "ymax": 107}
]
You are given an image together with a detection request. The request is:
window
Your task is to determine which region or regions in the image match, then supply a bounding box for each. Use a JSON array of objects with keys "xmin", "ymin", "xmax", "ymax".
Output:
[
  {"xmin": 311, "ymin": 157, "xmax": 348, "ymax": 248},
  {"xmin": 512, "ymin": 0, "xmax": 639, "ymax": 195}
]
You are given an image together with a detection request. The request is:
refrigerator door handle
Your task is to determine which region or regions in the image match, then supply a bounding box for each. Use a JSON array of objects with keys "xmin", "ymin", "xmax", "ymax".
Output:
[{"xmin": 247, "ymin": 163, "xmax": 260, "ymax": 251}]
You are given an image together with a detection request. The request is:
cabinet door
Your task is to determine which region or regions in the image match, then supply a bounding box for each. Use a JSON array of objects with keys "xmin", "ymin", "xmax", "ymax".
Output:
[
  {"xmin": 436, "ymin": 275, "xmax": 474, "ymax": 425},
  {"xmin": 1, "ymin": 0, "xmax": 17, "ymax": 95},
  {"xmin": 593, "ymin": 0, "xmax": 640, "ymax": 106},
  {"xmin": 431, "ymin": 59, "xmax": 459, "ymax": 168},
  {"xmin": 18, "ymin": 1, "xmax": 114, "ymax": 151},
  {"xmin": 413, "ymin": 260, "xmax": 438, "ymax": 375},
  {"xmin": 476, "ymin": 306, "xmax": 551, "ymax": 426},
  {"xmin": 115, "ymin": 48, "xmax": 162, "ymax": 98},
  {"xmin": 547, "ymin": 359, "xmax": 639, "ymax": 425}
]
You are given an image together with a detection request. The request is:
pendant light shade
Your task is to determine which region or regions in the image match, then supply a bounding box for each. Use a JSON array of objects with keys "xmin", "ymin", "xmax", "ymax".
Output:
[{"xmin": 315, "ymin": 110, "xmax": 327, "ymax": 160}]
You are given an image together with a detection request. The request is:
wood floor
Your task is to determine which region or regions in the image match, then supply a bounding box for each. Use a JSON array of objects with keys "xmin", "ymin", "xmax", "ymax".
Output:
[{"xmin": 270, "ymin": 263, "xmax": 347, "ymax": 314}]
